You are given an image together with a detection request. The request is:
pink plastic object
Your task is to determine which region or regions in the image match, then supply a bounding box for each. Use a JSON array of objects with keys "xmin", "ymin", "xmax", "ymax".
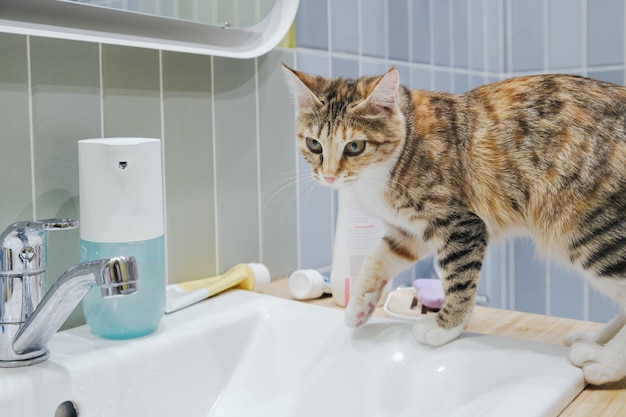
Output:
[{"xmin": 413, "ymin": 279, "xmax": 444, "ymax": 310}]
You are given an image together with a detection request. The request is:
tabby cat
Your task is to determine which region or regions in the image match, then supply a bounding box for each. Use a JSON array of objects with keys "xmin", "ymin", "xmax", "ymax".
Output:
[{"xmin": 283, "ymin": 64, "xmax": 626, "ymax": 385}]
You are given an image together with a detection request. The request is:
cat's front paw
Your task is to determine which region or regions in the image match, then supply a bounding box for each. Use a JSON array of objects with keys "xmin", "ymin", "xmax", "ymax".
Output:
[
  {"xmin": 412, "ymin": 315, "xmax": 463, "ymax": 346},
  {"xmin": 345, "ymin": 291, "xmax": 378, "ymax": 328},
  {"xmin": 569, "ymin": 342, "xmax": 624, "ymax": 385}
]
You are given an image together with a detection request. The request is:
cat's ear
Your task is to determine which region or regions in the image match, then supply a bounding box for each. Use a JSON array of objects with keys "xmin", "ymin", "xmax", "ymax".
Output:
[
  {"xmin": 357, "ymin": 67, "xmax": 400, "ymax": 114},
  {"xmin": 282, "ymin": 64, "xmax": 323, "ymax": 113}
]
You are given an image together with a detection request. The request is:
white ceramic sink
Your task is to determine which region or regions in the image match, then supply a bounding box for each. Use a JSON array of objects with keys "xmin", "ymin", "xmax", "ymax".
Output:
[{"xmin": 0, "ymin": 290, "xmax": 584, "ymax": 417}]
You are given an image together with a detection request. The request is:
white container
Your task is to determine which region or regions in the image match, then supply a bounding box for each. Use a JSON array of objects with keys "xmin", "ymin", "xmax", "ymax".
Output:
[
  {"xmin": 330, "ymin": 191, "xmax": 384, "ymax": 307},
  {"xmin": 288, "ymin": 269, "xmax": 331, "ymax": 300}
]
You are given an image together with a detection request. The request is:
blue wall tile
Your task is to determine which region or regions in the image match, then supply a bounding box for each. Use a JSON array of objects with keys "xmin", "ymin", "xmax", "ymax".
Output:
[
  {"xmin": 589, "ymin": 289, "xmax": 620, "ymax": 323},
  {"xmin": 469, "ymin": 74, "xmax": 487, "ymax": 90},
  {"xmin": 433, "ymin": 70, "xmax": 452, "ymax": 92},
  {"xmin": 297, "ymin": 153, "xmax": 334, "ymax": 269},
  {"xmin": 468, "ymin": 0, "xmax": 484, "ymax": 71},
  {"xmin": 296, "ymin": 0, "xmax": 329, "ymax": 50},
  {"xmin": 587, "ymin": 0, "xmax": 624, "ymax": 67},
  {"xmin": 451, "ymin": 0, "xmax": 468, "ymax": 68},
  {"xmin": 549, "ymin": 263, "xmax": 585, "ymax": 320},
  {"xmin": 296, "ymin": 50, "xmax": 330, "ymax": 76},
  {"xmin": 513, "ymin": 239, "xmax": 546, "ymax": 314},
  {"xmin": 588, "ymin": 69, "xmax": 625, "ymax": 85},
  {"xmin": 361, "ymin": 59, "xmax": 389, "ymax": 77},
  {"xmin": 388, "ymin": 0, "xmax": 409, "ymax": 61},
  {"xmin": 411, "ymin": 0, "xmax": 431, "ymax": 64},
  {"xmin": 411, "ymin": 66, "xmax": 432, "ymax": 90},
  {"xmin": 483, "ymin": 243, "xmax": 508, "ymax": 309},
  {"xmin": 432, "ymin": 0, "xmax": 450, "ymax": 66},
  {"xmin": 511, "ymin": 0, "xmax": 545, "ymax": 72},
  {"xmin": 486, "ymin": 0, "xmax": 501, "ymax": 72},
  {"xmin": 331, "ymin": 0, "xmax": 359, "ymax": 54},
  {"xmin": 453, "ymin": 73, "xmax": 470, "ymax": 93},
  {"xmin": 548, "ymin": 0, "xmax": 583, "ymax": 70},
  {"xmin": 332, "ymin": 56, "xmax": 359, "ymax": 78},
  {"xmin": 361, "ymin": 0, "xmax": 386, "ymax": 58}
]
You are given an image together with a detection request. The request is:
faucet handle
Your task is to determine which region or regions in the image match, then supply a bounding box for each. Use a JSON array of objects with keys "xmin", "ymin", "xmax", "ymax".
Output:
[{"xmin": 0, "ymin": 218, "xmax": 79, "ymax": 273}]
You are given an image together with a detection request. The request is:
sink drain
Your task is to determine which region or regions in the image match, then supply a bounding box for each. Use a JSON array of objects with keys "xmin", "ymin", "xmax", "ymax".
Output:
[{"xmin": 55, "ymin": 401, "xmax": 79, "ymax": 417}]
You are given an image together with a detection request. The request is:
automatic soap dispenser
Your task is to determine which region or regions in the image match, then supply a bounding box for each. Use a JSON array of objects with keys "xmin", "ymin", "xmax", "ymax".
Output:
[{"xmin": 78, "ymin": 138, "xmax": 165, "ymax": 339}]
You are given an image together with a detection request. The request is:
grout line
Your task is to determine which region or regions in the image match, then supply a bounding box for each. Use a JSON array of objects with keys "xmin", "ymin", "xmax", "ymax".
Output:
[
  {"xmin": 407, "ymin": 0, "xmax": 413, "ymax": 64},
  {"xmin": 582, "ymin": 0, "xmax": 588, "ymax": 77},
  {"xmin": 99, "ymin": 43, "xmax": 105, "ymax": 137},
  {"xmin": 384, "ymin": 0, "xmax": 389, "ymax": 62},
  {"xmin": 467, "ymin": 0, "xmax": 473, "ymax": 78},
  {"xmin": 26, "ymin": 35, "xmax": 37, "ymax": 220},
  {"xmin": 254, "ymin": 56, "xmax": 263, "ymax": 264},
  {"xmin": 292, "ymin": 50, "xmax": 302, "ymax": 269},
  {"xmin": 498, "ymin": 0, "xmax": 505, "ymax": 74},
  {"xmin": 508, "ymin": 240, "xmax": 516, "ymax": 310},
  {"xmin": 301, "ymin": 49, "xmax": 626, "ymax": 77},
  {"xmin": 543, "ymin": 0, "xmax": 550, "ymax": 315},
  {"xmin": 158, "ymin": 49, "xmax": 170, "ymax": 283},
  {"xmin": 543, "ymin": 0, "xmax": 550, "ymax": 73},
  {"xmin": 327, "ymin": 0, "xmax": 335, "ymax": 242},
  {"xmin": 327, "ymin": 0, "xmax": 332, "ymax": 54},
  {"xmin": 482, "ymin": 0, "xmax": 488, "ymax": 83},
  {"xmin": 448, "ymin": 0, "xmax": 454, "ymax": 91},
  {"xmin": 357, "ymin": 0, "xmax": 363, "ymax": 75},
  {"xmin": 210, "ymin": 56, "xmax": 219, "ymax": 275},
  {"xmin": 428, "ymin": 0, "xmax": 435, "ymax": 89},
  {"xmin": 506, "ymin": 0, "xmax": 513, "ymax": 76},
  {"xmin": 499, "ymin": 244, "xmax": 507, "ymax": 309},
  {"xmin": 545, "ymin": 260, "xmax": 552, "ymax": 316}
]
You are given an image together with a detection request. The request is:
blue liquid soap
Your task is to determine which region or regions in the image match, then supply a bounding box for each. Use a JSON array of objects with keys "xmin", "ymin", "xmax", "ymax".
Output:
[{"xmin": 81, "ymin": 236, "xmax": 165, "ymax": 339}]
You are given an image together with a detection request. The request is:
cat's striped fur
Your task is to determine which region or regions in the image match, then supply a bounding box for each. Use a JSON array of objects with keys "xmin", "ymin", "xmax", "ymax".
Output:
[{"xmin": 283, "ymin": 64, "xmax": 626, "ymax": 385}]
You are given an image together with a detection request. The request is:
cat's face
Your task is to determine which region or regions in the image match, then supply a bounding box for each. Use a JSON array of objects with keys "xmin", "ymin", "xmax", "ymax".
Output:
[{"xmin": 283, "ymin": 65, "xmax": 406, "ymax": 190}]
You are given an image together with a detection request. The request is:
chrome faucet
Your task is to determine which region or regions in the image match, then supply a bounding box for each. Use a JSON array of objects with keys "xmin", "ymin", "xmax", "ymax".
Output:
[{"xmin": 0, "ymin": 219, "xmax": 139, "ymax": 367}]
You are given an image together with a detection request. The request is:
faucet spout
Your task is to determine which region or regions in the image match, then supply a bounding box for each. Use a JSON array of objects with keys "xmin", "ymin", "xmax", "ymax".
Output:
[{"xmin": 2, "ymin": 256, "xmax": 138, "ymax": 366}]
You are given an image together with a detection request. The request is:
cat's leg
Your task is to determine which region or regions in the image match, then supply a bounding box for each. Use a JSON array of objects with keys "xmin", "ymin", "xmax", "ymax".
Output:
[
  {"xmin": 564, "ymin": 313, "xmax": 626, "ymax": 347},
  {"xmin": 569, "ymin": 319, "xmax": 626, "ymax": 384},
  {"xmin": 413, "ymin": 213, "xmax": 488, "ymax": 346},
  {"xmin": 565, "ymin": 277, "xmax": 626, "ymax": 384},
  {"xmin": 345, "ymin": 227, "xmax": 422, "ymax": 328}
]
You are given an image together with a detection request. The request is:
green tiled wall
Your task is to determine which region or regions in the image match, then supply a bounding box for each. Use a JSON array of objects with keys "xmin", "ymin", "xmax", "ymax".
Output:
[{"xmin": 0, "ymin": 33, "xmax": 298, "ymax": 328}]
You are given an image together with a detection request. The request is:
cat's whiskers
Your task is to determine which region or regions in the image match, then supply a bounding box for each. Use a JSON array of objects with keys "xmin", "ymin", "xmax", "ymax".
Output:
[
  {"xmin": 263, "ymin": 170, "xmax": 324, "ymax": 225},
  {"xmin": 263, "ymin": 170, "xmax": 309, "ymax": 209}
]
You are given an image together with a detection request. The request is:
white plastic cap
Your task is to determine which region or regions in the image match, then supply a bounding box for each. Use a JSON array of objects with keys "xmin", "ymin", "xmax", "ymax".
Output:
[
  {"xmin": 78, "ymin": 138, "xmax": 164, "ymax": 243},
  {"xmin": 288, "ymin": 269, "xmax": 330, "ymax": 300},
  {"xmin": 247, "ymin": 263, "xmax": 271, "ymax": 292}
]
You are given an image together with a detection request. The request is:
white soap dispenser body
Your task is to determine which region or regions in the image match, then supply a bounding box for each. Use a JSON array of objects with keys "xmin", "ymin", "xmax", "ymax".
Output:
[{"xmin": 78, "ymin": 138, "xmax": 166, "ymax": 339}]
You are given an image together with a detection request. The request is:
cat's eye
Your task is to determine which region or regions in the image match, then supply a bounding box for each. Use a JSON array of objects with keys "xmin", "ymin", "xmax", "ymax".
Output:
[
  {"xmin": 344, "ymin": 140, "xmax": 366, "ymax": 157},
  {"xmin": 306, "ymin": 137, "xmax": 323, "ymax": 154}
]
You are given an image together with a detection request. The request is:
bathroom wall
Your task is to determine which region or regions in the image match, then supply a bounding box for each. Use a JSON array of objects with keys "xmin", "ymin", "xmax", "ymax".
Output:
[
  {"xmin": 0, "ymin": 34, "xmax": 299, "ymax": 327},
  {"xmin": 294, "ymin": 0, "xmax": 626, "ymax": 323},
  {"xmin": 0, "ymin": 0, "xmax": 624, "ymax": 329}
]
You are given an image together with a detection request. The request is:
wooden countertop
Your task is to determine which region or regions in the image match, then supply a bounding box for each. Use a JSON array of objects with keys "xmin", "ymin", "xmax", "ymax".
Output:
[{"xmin": 265, "ymin": 278, "xmax": 626, "ymax": 417}]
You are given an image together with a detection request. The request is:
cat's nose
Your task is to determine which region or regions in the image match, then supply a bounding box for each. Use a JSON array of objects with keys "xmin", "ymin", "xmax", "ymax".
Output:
[{"xmin": 324, "ymin": 176, "xmax": 336, "ymax": 184}]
